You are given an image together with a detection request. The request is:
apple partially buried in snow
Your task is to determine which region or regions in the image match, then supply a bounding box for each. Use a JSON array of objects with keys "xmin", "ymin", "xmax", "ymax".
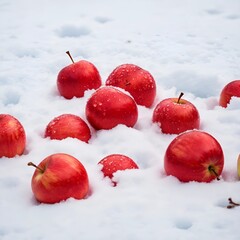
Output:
[
  {"xmin": 28, "ymin": 153, "xmax": 89, "ymax": 204},
  {"xmin": 164, "ymin": 130, "xmax": 224, "ymax": 182},
  {"xmin": 106, "ymin": 63, "xmax": 156, "ymax": 108},
  {"xmin": 85, "ymin": 86, "xmax": 138, "ymax": 130},
  {"xmin": 98, "ymin": 154, "xmax": 139, "ymax": 185},
  {"xmin": 219, "ymin": 80, "xmax": 240, "ymax": 107},
  {"xmin": 0, "ymin": 114, "xmax": 26, "ymax": 158},
  {"xmin": 152, "ymin": 92, "xmax": 200, "ymax": 134},
  {"xmin": 45, "ymin": 114, "xmax": 91, "ymax": 143},
  {"xmin": 57, "ymin": 51, "xmax": 102, "ymax": 99}
]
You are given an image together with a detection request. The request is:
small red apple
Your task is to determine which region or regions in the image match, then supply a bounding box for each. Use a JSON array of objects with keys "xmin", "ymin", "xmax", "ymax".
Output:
[
  {"xmin": 85, "ymin": 86, "xmax": 138, "ymax": 130},
  {"xmin": 0, "ymin": 114, "xmax": 26, "ymax": 158},
  {"xmin": 98, "ymin": 154, "xmax": 139, "ymax": 184},
  {"xmin": 152, "ymin": 92, "xmax": 200, "ymax": 134},
  {"xmin": 164, "ymin": 130, "xmax": 224, "ymax": 182},
  {"xmin": 45, "ymin": 114, "xmax": 91, "ymax": 143},
  {"xmin": 219, "ymin": 80, "xmax": 240, "ymax": 107},
  {"xmin": 28, "ymin": 153, "xmax": 89, "ymax": 204},
  {"xmin": 57, "ymin": 51, "xmax": 102, "ymax": 99},
  {"xmin": 106, "ymin": 63, "xmax": 156, "ymax": 108}
]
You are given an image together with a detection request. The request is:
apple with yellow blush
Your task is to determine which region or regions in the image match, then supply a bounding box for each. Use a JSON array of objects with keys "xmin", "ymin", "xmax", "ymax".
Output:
[{"xmin": 28, "ymin": 153, "xmax": 89, "ymax": 204}]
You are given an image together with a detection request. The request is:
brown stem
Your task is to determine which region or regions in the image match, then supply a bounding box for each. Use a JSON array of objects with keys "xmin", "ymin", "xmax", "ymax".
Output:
[
  {"xmin": 227, "ymin": 198, "xmax": 240, "ymax": 209},
  {"xmin": 66, "ymin": 51, "xmax": 75, "ymax": 64},
  {"xmin": 208, "ymin": 166, "xmax": 220, "ymax": 180},
  {"xmin": 177, "ymin": 92, "xmax": 184, "ymax": 104},
  {"xmin": 28, "ymin": 162, "xmax": 44, "ymax": 173}
]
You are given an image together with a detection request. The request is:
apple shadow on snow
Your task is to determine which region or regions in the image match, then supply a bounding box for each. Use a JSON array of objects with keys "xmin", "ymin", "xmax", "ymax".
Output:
[{"xmin": 56, "ymin": 24, "xmax": 91, "ymax": 38}]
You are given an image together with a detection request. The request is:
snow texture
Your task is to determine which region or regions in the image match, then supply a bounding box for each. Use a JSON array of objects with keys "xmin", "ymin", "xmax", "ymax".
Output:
[{"xmin": 0, "ymin": 0, "xmax": 240, "ymax": 239}]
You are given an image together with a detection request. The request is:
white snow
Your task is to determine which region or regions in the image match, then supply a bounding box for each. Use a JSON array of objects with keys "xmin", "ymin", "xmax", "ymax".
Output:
[{"xmin": 1, "ymin": 0, "xmax": 240, "ymax": 239}]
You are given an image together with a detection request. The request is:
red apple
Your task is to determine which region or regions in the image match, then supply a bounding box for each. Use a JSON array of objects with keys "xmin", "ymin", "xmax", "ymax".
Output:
[
  {"xmin": 45, "ymin": 114, "xmax": 91, "ymax": 143},
  {"xmin": 28, "ymin": 153, "xmax": 89, "ymax": 204},
  {"xmin": 152, "ymin": 92, "xmax": 200, "ymax": 134},
  {"xmin": 164, "ymin": 130, "xmax": 224, "ymax": 182},
  {"xmin": 85, "ymin": 86, "xmax": 138, "ymax": 130},
  {"xmin": 98, "ymin": 154, "xmax": 139, "ymax": 184},
  {"xmin": 57, "ymin": 51, "xmax": 101, "ymax": 99},
  {"xmin": 0, "ymin": 114, "xmax": 26, "ymax": 158},
  {"xmin": 219, "ymin": 80, "xmax": 240, "ymax": 107},
  {"xmin": 106, "ymin": 63, "xmax": 156, "ymax": 108}
]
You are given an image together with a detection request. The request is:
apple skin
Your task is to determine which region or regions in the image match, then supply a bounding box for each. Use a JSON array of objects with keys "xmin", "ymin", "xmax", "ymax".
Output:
[
  {"xmin": 164, "ymin": 130, "xmax": 224, "ymax": 182},
  {"xmin": 219, "ymin": 80, "xmax": 240, "ymax": 108},
  {"xmin": 45, "ymin": 114, "xmax": 91, "ymax": 143},
  {"xmin": 106, "ymin": 64, "xmax": 156, "ymax": 108},
  {"xmin": 152, "ymin": 96, "xmax": 200, "ymax": 134},
  {"xmin": 30, "ymin": 153, "xmax": 89, "ymax": 204},
  {"xmin": 98, "ymin": 154, "xmax": 139, "ymax": 185},
  {"xmin": 0, "ymin": 114, "xmax": 26, "ymax": 158},
  {"xmin": 57, "ymin": 60, "xmax": 102, "ymax": 99},
  {"xmin": 85, "ymin": 86, "xmax": 138, "ymax": 130}
]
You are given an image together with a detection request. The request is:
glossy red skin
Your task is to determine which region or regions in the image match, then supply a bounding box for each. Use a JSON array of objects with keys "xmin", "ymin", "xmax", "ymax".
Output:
[
  {"xmin": 0, "ymin": 114, "xmax": 26, "ymax": 158},
  {"xmin": 98, "ymin": 154, "xmax": 139, "ymax": 182},
  {"xmin": 45, "ymin": 114, "xmax": 91, "ymax": 143},
  {"xmin": 106, "ymin": 64, "xmax": 156, "ymax": 108},
  {"xmin": 152, "ymin": 98, "xmax": 200, "ymax": 134},
  {"xmin": 164, "ymin": 130, "xmax": 224, "ymax": 182},
  {"xmin": 85, "ymin": 87, "xmax": 138, "ymax": 130},
  {"xmin": 219, "ymin": 80, "xmax": 240, "ymax": 107},
  {"xmin": 57, "ymin": 60, "xmax": 102, "ymax": 99},
  {"xmin": 31, "ymin": 153, "xmax": 89, "ymax": 204}
]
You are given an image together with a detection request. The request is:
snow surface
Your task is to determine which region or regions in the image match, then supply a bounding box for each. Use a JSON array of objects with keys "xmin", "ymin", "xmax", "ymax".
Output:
[{"xmin": 1, "ymin": 0, "xmax": 240, "ymax": 239}]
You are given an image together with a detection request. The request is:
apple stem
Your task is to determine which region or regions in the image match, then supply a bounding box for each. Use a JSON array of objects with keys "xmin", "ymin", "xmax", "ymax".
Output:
[
  {"xmin": 177, "ymin": 92, "xmax": 184, "ymax": 104},
  {"xmin": 227, "ymin": 198, "xmax": 240, "ymax": 209},
  {"xmin": 28, "ymin": 162, "xmax": 44, "ymax": 173},
  {"xmin": 66, "ymin": 51, "xmax": 75, "ymax": 64},
  {"xmin": 208, "ymin": 166, "xmax": 220, "ymax": 180}
]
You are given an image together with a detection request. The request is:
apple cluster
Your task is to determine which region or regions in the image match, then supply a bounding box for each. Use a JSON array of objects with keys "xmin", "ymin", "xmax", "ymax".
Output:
[{"xmin": 1, "ymin": 51, "xmax": 239, "ymax": 204}]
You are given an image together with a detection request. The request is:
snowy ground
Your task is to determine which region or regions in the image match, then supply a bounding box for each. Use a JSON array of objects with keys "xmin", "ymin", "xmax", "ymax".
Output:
[{"xmin": 1, "ymin": 0, "xmax": 240, "ymax": 239}]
